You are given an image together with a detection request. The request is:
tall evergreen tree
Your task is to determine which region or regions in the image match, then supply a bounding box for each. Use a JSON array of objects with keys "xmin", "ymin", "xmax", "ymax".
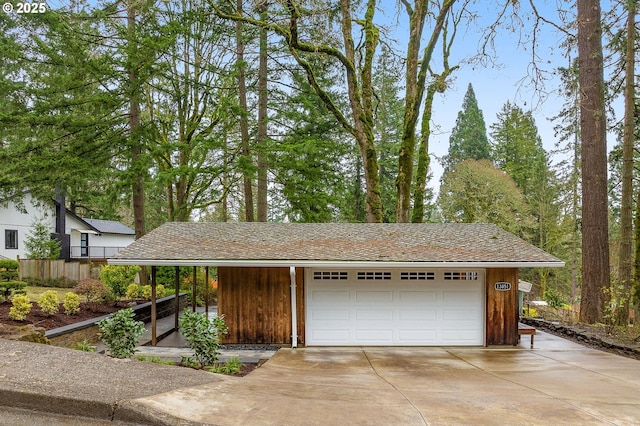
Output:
[
  {"xmin": 577, "ymin": 0, "xmax": 610, "ymax": 323},
  {"xmin": 443, "ymin": 83, "xmax": 491, "ymax": 173}
]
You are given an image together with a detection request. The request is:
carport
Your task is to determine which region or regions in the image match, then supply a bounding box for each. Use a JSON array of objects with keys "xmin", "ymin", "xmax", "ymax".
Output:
[{"xmin": 109, "ymin": 222, "xmax": 564, "ymax": 347}]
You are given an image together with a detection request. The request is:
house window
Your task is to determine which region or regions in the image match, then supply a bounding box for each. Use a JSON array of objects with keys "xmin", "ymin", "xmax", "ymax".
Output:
[
  {"xmin": 400, "ymin": 271, "xmax": 435, "ymax": 280},
  {"xmin": 80, "ymin": 233, "xmax": 89, "ymax": 257},
  {"xmin": 313, "ymin": 271, "xmax": 348, "ymax": 280},
  {"xmin": 444, "ymin": 271, "xmax": 478, "ymax": 281},
  {"xmin": 357, "ymin": 271, "xmax": 391, "ymax": 280},
  {"xmin": 5, "ymin": 230, "xmax": 18, "ymax": 249}
]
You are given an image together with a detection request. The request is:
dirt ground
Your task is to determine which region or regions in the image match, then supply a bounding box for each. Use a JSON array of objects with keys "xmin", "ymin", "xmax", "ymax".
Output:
[{"xmin": 0, "ymin": 301, "xmax": 123, "ymax": 330}]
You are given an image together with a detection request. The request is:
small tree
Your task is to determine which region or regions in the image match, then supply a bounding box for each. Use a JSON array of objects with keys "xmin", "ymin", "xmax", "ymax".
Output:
[
  {"xmin": 97, "ymin": 308, "xmax": 146, "ymax": 358},
  {"xmin": 179, "ymin": 310, "xmax": 228, "ymax": 368},
  {"xmin": 0, "ymin": 259, "xmax": 27, "ymax": 301},
  {"xmin": 100, "ymin": 265, "xmax": 140, "ymax": 300},
  {"xmin": 24, "ymin": 219, "xmax": 61, "ymax": 259},
  {"xmin": 74, "ymin": 278, "xmax": 108, "ymax": 303}
]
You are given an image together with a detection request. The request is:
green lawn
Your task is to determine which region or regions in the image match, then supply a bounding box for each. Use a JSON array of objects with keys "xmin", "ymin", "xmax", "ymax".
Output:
[{"xmin": 25, "ymin": 286, "xmax": 75, "ymax": 302}]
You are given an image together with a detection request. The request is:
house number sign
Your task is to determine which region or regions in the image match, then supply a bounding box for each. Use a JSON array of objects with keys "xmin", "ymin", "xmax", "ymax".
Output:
[{"xmin": 494, "ymin": 282, "xmax": 511, "ymax": 291}]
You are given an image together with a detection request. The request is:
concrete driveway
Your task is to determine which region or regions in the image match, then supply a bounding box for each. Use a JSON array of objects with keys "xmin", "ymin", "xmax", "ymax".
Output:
[{"xmin": 135, "ymin": 331, "xmax": 640, "ymax": 425}]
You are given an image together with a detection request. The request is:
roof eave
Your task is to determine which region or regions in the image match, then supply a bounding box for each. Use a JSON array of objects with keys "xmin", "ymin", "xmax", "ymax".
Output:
[{"xmin": 107, "ymin": 259, "xmax": 565, "ymax": 268}]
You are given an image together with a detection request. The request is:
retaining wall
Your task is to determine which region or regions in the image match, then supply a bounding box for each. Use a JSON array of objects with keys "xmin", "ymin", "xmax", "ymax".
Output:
[{"xmin": 47, "ymin": 294, "xmax": 187, "ymax": 348}]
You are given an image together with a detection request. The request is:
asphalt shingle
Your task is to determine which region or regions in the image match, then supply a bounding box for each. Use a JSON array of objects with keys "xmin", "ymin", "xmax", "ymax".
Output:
[{"xmin": 111, "ymin": 222, "xmax": 563, "ymax": 265}]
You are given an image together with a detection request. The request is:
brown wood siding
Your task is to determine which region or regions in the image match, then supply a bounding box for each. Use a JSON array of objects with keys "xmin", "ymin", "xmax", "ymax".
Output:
[
  {"xmin": 218, "ymin": 266, "xmax": 305, "ymax": 345},
  {"xmin": 485, "ymin": 268, "xmax": 519, "ymax": 345}
]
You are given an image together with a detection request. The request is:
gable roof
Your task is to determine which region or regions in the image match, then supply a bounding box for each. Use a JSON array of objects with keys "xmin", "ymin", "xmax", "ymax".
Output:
[
  {"xmin": 81, "ymin": 218, "xmax": 135, "ymax": 235},
  {"xmin": 109, "ymin": 222, "xmax": 564, "ymax": 268}
]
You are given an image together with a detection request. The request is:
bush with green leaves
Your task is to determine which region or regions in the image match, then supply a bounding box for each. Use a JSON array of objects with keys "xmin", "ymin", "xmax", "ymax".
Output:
[
  {"xmin": 74, "ymin": 278, "xmax": 108, "ymax": 302},
  {"xmin": 179, "ymin": 310, "xmax": 228, "ymax": 368},
  {"xmin": 37, "ymin": 290, "xmax": 60, "ymax": 315},
  {"xmin": 97, "ymin": 308, "xmax": 146, "ymax": 358},
  {"xmin": 100, "ymin": 265, "xmax": 140, "ymax": 300},
  {"xmin": 125, "ymin": 283, "xmax": 141, "ymax": 300},
  {"xmin": 207, "ymin": 356, "xmax": 243, "ymax": 375},
  {"xmin": 63, "ymin": 292, "xmax": 80, "ymax": 315},
  {"xmin": 72, "ymin": 339, "xmax": 96, "ymax": 352},
  {"xmin": 140, "ymin": 284, "xmax": 166, "ymax": 300},
  {"xmin": 9, "ymin": 295, "xmax": 32, "ymax": 321},
  {"xmin": 0, "ymin": 259, "xmax": 27, "ymax": 301}
]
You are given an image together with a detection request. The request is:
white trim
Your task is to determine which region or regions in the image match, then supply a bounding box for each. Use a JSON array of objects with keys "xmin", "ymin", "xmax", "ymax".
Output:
[{"xmin": 107, "ymin": 258, "xmax": 564, "ymax": 268}]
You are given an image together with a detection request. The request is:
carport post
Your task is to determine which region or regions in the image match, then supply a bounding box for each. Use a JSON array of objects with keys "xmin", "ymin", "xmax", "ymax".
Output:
[
  {"xmin": 192, "ymin": 266, "xmax": 197, "ymax": 312},
  {"xmin": 290, "ymin": 266, "xmax": 297, "ymax": 348},
  {"xmin": 174, "ymin": 266, "xmax": 180, "ymax": 330},
  {"xmin": 151, "ymin": 265, "xmax": 157, "ymax": 346}
]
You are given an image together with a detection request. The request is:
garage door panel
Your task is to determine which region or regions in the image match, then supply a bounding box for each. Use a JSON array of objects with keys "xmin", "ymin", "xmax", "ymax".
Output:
[
  {"xmin": 398, "ymin": 329, "xmax": 437, "ymax": 343},
  {"xmin": 312, "ymin": 290, "xmax": 350, "ymax": 303},
  {"xmin": 355, "ymin": 309, "xmax": 393, "ymax": 321},
  {"xmin": 399, "ymin": 290, "xmax": 437, "ymax": 303},
  {"xmin": 306, "ymin": 269, "xmax": 485, "ymax": 346},
  {"xmin": 355, "ymin": 329, "xmax": 393, "ymax": 343},
  {"xmin": 442, "ymin": 309, "xmax": 482, "ymax": 321},
  {"xmin": 442, "ymin": 290, "xmax": 479, "ymax": 304},
  {"xmin": 355, "ymin": 290, "xmax": 393, "ymax": 303},
  {"xmin": 311, "ymin": 329, "xmax": 350, "ymax": 343},
  {"xmin": 312, "ymin": 310, "xmax": 350, "ymax": 320},
  {"xmin": 399, "ymin": 309, "xmax": 437, "ymax": 320}
]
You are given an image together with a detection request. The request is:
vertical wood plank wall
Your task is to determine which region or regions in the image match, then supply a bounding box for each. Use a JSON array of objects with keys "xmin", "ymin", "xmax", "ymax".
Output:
[
  {"xmin": 486, "ymin": 268, "xmax": 519, "ymax": 345},
  {"xmin": 218, "ymin": 266, "xmax": 305, "ymax": 345}
]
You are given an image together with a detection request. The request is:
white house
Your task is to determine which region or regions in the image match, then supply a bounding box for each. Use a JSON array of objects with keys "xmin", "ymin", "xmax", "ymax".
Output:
[{"xmin": 0, "ymin": 192, "xmax": 135, "ymax": 261}]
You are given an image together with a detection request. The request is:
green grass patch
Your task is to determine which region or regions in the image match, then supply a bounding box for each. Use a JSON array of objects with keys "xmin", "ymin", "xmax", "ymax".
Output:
[{"xmin": 25, "ymin": 286, "xmax": 75, "ymax": 302}]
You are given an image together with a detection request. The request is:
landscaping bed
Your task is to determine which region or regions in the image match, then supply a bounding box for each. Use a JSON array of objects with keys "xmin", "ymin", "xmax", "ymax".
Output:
[{"xmin": 0, "ymin": 300, "xmax": 124, "ymax": 330}]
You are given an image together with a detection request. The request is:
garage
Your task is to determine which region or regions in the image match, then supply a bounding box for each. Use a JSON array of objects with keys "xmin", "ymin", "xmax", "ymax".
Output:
[
  {"xmin": 306, "ymin": 268, "xmax": 485, "ymax": 346},
  {"xmin": 110, "ymin": 222, "xmax": 565, "ymax": 347}
]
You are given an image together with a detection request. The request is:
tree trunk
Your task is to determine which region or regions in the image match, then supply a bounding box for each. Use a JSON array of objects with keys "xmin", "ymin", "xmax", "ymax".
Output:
[
  {"xmin": 236, "ymin": 0, "xmax": 254, "ymax": 222},
  {"xmin": 256, "ymin": 2, "xmax": 268, "ymax": 222},
  {"xmin": 128, "ymin": 1, "xmax": 147, "ymax": 285},
  {"xmin": 396, "ymin": 0, "xmax": 455, "ymax": 222},
  {"xmin": 577, "ymin": 0, "xmax": 609, "ymax": 323},
  {"xmin": 615, "ymin": 3, "xmax": 635, "ymax": 325}
]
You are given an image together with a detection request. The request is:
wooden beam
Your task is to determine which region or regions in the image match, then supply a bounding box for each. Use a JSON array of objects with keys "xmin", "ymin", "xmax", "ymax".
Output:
[
  {"xmin": 192, "ymin": 266, "xmax": 197, "ymax": 312},
  {"xmin": 174, "ymin": 265, "xmax": 180, "ymax": 330},
  {"xmin": 151, "ymin": 265, "xmax": 157, "ymax": 346}
]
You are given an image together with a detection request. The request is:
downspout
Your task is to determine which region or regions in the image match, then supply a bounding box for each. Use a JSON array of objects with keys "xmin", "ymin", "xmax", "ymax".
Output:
[{"xmin": 290, "ymin": 266, "xmax": 297, "ymax": 348}]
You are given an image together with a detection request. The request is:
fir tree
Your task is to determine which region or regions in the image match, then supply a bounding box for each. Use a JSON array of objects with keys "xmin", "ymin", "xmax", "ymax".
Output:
[{"xmin": 443, "ymin": 83, "xmax": 491, "ymax": 173}]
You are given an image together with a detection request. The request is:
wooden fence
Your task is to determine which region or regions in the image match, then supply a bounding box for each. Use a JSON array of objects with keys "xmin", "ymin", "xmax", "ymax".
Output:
[{"xmin": 19, "ymin": 259, "xmax": 98, "ymax": 282}]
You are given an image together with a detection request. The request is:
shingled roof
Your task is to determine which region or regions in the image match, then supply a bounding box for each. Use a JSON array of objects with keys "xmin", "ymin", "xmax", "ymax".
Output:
[{"xmin": 109, "ymin": 222, "xmax": 564, "ymax": 268}]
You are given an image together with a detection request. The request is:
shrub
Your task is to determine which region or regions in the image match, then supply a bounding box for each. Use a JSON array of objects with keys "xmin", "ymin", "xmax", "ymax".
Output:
[
  {"xmin": 100, "ymin": 265, "xmax": 140, "ymax": 299},
  {"xmin": 207, "ymin": 356, "xmax": 243, "ymax": 375},
  {"xmin": 72, "ymin": 339, "xmax": 96, "ymax": 352},
  {"xmin": 24, "ymin": 277, "xmax": 77, "ymax": 288},
  {"xmin": 9, "ymin": 295, "xmax": 32, "ymax": 321},
  {"xmin": 97, "ymin": 308, "xmax": 146, "ymax": 358},
  {"xmin": 74, "ymin": 278, "xmax": 108, "ymax": 302},
  {"xmin": 0, "ymin": 259, "xmax": 27, "ymax": 301},
  {"xmin": 63, "ymin": 292, "xmax": 80, "ymax": 315},
  {"xmin": 139, "ymin": 284, "xmax": 166, "ymax": 300},
  {"xmin": 179, "ymin": 310, "xmax": 228, "ymax": 368},
  {"xmin": 126, "ymin": 283, "xmax": 141, "ymax": 300},
  {"xmin": 38, "ymin": 290, "xmax": 60, "ymax": 315}
]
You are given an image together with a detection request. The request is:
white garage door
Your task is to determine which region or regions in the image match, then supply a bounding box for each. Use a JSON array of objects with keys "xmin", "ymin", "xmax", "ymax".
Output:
[{"xmin": 306, "ymin": 269, "xmax": 485, "ymax": 346}]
